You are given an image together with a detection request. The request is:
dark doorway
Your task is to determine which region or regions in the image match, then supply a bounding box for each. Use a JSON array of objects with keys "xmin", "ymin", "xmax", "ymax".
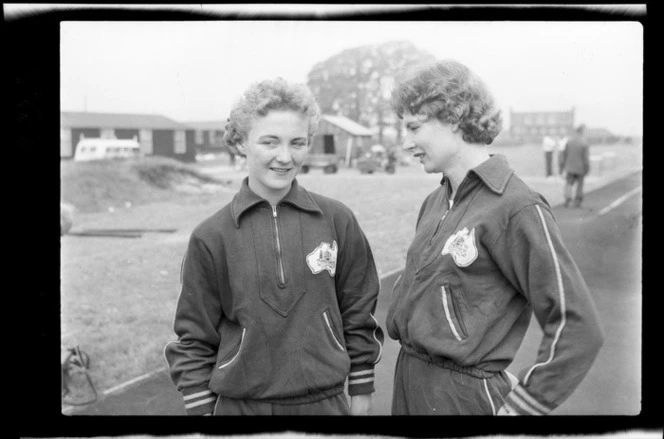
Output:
[
  {"xmin": 323, "ymin": 134, "xmax": 336, "ymax": 154},
  {"xmin": 152, "ymin": 130, "xmax": 175, "ymax": 157},
  {"xmin": 115, "ymin": 129, "xmax": 140, "ymax": 141}
]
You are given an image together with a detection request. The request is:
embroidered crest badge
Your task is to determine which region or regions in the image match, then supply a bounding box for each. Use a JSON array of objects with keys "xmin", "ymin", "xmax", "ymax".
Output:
[
  {"xmin": 442, "ymin": 227, "xmax": 478, "ymax": 267},
  {"xmin": 306, "ymin": 241, "xmax": 338, "ymax": 276}
]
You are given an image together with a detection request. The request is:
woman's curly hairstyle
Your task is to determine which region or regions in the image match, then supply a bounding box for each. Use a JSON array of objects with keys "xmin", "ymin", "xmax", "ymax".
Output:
[
  {"xmin": 223, "ymin": 78, "xmax": 321, "ymax": 157},
  {"xmin": 391, "ymin": 59, "xmax": 503, "ymax": 145}
]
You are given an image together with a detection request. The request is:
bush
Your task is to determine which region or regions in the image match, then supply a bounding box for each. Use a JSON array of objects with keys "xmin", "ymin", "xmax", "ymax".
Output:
[{"xmin": 132, "ymin": 156, "xmax": 222, "ymax": 189}]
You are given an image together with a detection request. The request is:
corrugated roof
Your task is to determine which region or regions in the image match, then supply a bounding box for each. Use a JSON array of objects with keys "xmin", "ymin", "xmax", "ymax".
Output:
[
  {"xmin": 321, "ymin": 115, "xmax": 373, "ymax": 137},
  {"xmin": 61, "ymin": 111, "xmax": 189, "ymax": 129}
]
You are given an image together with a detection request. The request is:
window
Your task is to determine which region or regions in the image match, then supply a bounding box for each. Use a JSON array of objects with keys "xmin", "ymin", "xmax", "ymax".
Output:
[
  {"xmin": 101, "ymin": 128, "xmax": 115, "ymax": 139},
  {"xmin": 195, "ymin": 129, "xmax": 204, "ymax": 144}
]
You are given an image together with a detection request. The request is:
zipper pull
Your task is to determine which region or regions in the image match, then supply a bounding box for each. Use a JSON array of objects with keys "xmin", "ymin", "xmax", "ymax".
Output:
[{"xmin": 272, "ymin": 205, "xmax": 277, "ymax": 218}]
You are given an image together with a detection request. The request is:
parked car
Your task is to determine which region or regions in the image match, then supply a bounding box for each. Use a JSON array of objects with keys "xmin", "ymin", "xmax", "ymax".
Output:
[
  {"xmin": 74, "ymin": 138, "xmax": 142, "ymax": 162},
  {"xmin": 356, "ymin": 145, "xmax": 396, "ymax": 174},
  {"xmin": 300, "ymin": 153, "xmax": 340, "ymax": 174}
]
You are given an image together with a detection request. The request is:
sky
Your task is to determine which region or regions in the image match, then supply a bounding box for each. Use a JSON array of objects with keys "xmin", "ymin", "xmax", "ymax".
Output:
[{"xmin": 60, "ymin": 18, "xmax": 644, "ymax": 136}]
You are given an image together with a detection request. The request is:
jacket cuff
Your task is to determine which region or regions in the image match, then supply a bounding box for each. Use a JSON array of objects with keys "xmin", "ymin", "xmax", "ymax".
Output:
[
  {"xmin": 499, "ymin": 384, "xmax": 552, "ymax": 415},
  {"xmin": 347, "ymin": 365, "xmax": 375, "ymax": 396},
  {"xmin": 181, "ymin": 385, "xmax": 217, "ymax": 415}
]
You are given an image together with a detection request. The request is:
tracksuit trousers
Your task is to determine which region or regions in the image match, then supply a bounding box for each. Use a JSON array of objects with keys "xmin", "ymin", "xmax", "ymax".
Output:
[
  {"xmin": 213, "ymin": 393, "xmax": 351, "ymax": 415},
  {"xmin": 391, "ymin": 347, "xmax": 516, "ymax": 415}
]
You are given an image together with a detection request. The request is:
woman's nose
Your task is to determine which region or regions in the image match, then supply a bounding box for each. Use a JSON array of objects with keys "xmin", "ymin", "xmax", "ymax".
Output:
[
  {"xmin": 275, "ymin": 145, "xmax": 292, "ymax": 162},
  {"xmin": 402, "ymin": 140, "xmax": 416, "ymax": 151}
]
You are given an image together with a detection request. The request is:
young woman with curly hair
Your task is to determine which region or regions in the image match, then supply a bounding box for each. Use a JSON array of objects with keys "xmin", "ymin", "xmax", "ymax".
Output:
[
  {"xmin": 165, "ymin": 78, "xmax": 383, "ymax": 415},
  {"xmin": 386, "ymin": 59, "xmax": 604, "ymax": 415}
]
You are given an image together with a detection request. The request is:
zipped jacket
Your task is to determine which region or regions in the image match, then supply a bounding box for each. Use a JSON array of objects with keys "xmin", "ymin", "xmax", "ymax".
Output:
[
  {"xmin": 386, "ymin": 154, "xmax": 604, "ymax": 415},
  {"xmin": 165, "ymin": 178, "xmax": 384, "ymax": 415}
]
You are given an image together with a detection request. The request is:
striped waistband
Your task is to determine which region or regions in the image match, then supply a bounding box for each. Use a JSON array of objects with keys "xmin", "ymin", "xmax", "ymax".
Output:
[
  {"xmin": 218, "ymin": 383, "xmax": 344, "ymax": 406},
  {"xmin": 401, "ymin": 344, "xmax": 498, "ymax": 379}
]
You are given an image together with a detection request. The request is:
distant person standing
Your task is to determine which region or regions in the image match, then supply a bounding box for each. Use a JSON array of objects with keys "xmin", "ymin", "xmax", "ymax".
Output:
[
  {"xmin": 541, "ymin": 134, "xmax": 557, "ymax": 178},
  {"xmin": 559, "ymin": 125, "xmax": 590, "ymax": 208},
  {"xmin": 556, "ymin": 134, "xmax": 568, "ymax": 175}
]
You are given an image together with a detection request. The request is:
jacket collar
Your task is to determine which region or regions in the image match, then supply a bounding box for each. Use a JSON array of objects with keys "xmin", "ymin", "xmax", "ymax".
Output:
[
  {"xmin": 230, "ymin": 177, "xmax": 323, "ymax": 227},
  {"xmin": 470, "ymin": 154, "xmax": 514, "ymax": 195},
  {"xmin": 439, "ymin": 154, "xmax": 514, "ymax": 196}
]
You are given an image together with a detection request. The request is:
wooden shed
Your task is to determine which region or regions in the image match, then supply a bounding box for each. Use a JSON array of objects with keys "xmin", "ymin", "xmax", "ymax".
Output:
[
  {"xmin": 183, "ymin": 120, "xmax": 226, "ymax": 152},
  {"xmin": 61, "ymin": 111, "xmax": 197, "ymax": 162},
  {"xmin": 313, "ymin": 115, "xmax": 374, "ymax": 167}
]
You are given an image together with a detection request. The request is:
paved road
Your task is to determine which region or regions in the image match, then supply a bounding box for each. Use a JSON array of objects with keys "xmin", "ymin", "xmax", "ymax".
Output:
[{"xmin": 65, "ymin": 170, "xmax": 642, "ymax": 416}]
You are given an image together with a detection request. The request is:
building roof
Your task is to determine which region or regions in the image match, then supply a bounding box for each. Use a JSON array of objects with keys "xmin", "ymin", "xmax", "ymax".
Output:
[
  {"xmin": 61, "ymin": 111, "xmax": 189, "ymax": 130},
  {"xmin": 321, "ymin": 115, "xmax": 373, "ymax": 137},
  {"xmin": 182, "ymin": 120, "xmax": 227, "ymax": 130},
  {"xmin": 585, "ymin": 127, "xmax": 615, "ymax": 138}
]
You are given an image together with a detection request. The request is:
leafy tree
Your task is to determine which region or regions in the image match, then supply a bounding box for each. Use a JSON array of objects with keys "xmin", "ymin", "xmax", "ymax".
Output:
[{"xmin": 307, "ymin": 40, "xmax": 436, "ymax": 145}]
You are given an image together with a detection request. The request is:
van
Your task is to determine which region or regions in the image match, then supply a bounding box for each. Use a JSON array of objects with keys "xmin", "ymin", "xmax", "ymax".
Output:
[{"xmin": 74, "ymin": 138, "xmax": 142, "ymax": 162}]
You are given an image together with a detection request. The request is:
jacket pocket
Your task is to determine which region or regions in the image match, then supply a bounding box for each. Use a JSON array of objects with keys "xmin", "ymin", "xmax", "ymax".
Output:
[
  {"xmin": 218, "ymin": 327, "xmax": 246, "ymax": 369},
  {"xmin": 322, "ymin": 308, "xmax": 345, "ymax": 351},
  {"xmin": 440, "ymin": 285, "xmax": 468, "ymax": 341}
]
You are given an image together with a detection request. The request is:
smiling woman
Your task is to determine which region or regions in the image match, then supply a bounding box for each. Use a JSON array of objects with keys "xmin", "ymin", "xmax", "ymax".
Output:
[{"xmin": 164, "ymin": 77, "xmax": 385, "ymax": 416}]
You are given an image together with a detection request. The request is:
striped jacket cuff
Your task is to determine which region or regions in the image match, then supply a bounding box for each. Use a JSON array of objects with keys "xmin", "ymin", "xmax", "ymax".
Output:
[
  {"xmin": 499, "ymin": 384, "xmax": 552, "ymax": 415},
  {"xmin": 181, "ymin": 385, "xmax": 217, "ymax": 416},
  {"xmin": 348, "ymin": 366, "xmax": 375, "ymax": 396}
]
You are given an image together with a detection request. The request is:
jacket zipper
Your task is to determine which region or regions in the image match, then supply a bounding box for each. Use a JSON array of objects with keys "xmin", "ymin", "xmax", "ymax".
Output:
[
  {"xmin": 430, "ymin": 200, "xmax": 452, "ymax": 245},
  {"xmin": 272, "ymin": 206, "xmax": 286, "ymax": 287}
]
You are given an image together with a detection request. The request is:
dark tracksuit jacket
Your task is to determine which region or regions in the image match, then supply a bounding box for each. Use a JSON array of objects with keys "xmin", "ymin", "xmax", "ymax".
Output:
[
  {"xmin": 165, "ymin": 178, "xmax": 384, "ymax": 415},
  {"xmin": 386, "ymin": 154, "xmax": 604, "ymax": 415}
]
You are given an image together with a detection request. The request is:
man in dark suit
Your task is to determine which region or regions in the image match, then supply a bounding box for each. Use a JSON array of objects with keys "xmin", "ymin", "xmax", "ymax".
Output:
[{"xmin": 559, "ymin": 124, "xmax": 590, "ymax": 208}]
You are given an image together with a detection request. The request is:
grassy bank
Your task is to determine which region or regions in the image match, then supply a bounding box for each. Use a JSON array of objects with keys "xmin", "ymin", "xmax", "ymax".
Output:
[{"xmin": 61, "ymin": 156, "xmax": 230, "ymax": 213}]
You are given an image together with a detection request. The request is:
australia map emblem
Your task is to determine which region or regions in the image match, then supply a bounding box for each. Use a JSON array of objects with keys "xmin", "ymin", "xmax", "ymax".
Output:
[
  {"xmin": 307, "ymin": 241, "xmax": 338, "ymax": 276},
  {"xmin": 442, "ymin": 227, "xmax": 478, "ymax": 267}
]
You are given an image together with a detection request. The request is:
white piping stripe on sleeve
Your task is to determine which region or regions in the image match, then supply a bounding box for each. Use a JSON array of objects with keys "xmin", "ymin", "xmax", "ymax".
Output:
[
  {"xmin": 348, "ymin": 377, "xmax": 374, "ymax": 384},
  {"xmin": 184, "ymin": 396, "xmax": 217, "ymax": 409},
  {"xmin": 523, "ymin": 205, "xmax": 567, "ymax": 385},
  {"xmin": 370, "ymin": 313, "xmax": 383, "ymax": 364},
  {"xmin": 514, "ymin": 385, "xmax": 550, "ymax": 414},
  {"xmin": 349, "ymin": 370, "xmax": 374, "ymax": 377},
  {"xmin": 482, "ymin": 379, "xmax": 497, "ymax": 415},
  {"xmin": 508, "ymin": 393, "xmax": 543, "ymax": 416},
  {"xmin": 183, "ymin": 389, "xmax": 213, "ymax": 401}
]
